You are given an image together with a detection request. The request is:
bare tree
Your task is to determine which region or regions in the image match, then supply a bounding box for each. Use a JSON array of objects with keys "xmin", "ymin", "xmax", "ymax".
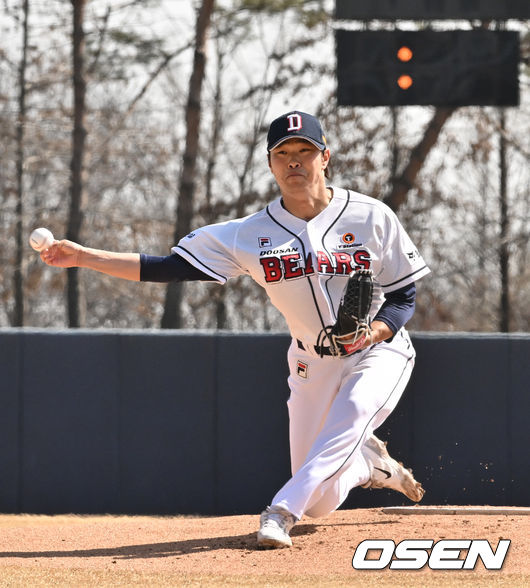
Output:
[
  {"xmin": 384, "ymin": 107, "xmax": 457, "ymax": 212},
  {"xmin": 203, "ymin": 25, "xmax": 227, "ymax": 329},
  {"xmin": 498, "ymin": 108, "xmax": 510, "ymax": 331},
  {"xmin": 67, "ymin": 0, "xmax": 88, "ymax": 327},
  {"xmin": 0, "ymin": 1, "xmax": 527, "ymax": 333},
  {"xmin": 161, "ymin": 0, "xmax": 215, "ymax": 328},
  {"xmin": 13, "ymin": 0, "xmax": 30, "ymax": 326}
]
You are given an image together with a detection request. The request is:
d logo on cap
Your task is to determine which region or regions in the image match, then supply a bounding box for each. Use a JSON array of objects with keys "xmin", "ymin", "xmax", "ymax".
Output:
[{"xmin": 286, "ymin": 113, "xmax": 303, "ymax": 131}]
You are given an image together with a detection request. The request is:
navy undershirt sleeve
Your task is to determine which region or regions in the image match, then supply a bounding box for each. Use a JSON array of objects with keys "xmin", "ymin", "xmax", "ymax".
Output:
[
  {"xmin": 373, "ymin": 282, "xmax": 416, "ymax": 335},
  {"xmin": 140, "ymin": 253, "xmax": 216, "ymax": 283},
  {"xmin": 140, "ymin": 254, "xmax": 415, "ymax": 331}
]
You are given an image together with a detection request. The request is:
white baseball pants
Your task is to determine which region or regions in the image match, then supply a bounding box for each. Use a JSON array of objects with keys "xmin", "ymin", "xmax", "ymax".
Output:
[{"xmin": 271, "ymin": 328, "xmax": 415, "ymax": 520}]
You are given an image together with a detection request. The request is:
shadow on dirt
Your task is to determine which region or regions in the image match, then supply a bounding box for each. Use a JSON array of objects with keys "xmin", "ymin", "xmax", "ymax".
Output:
[{"xmin": 0, "ymin": 524, "xmax": 320, "ymax": 559}]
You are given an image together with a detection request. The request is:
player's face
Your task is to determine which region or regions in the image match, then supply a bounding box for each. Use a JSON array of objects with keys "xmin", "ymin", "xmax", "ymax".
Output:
[{"xmin": 268, "ymin": 139, "xmax": 329, "ymax": 193}]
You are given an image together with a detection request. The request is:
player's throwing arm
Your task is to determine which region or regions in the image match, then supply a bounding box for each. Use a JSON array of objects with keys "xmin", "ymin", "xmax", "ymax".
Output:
[{"xmin": 33, "ymin": 229, "xmax": 141, "ymax": 281}]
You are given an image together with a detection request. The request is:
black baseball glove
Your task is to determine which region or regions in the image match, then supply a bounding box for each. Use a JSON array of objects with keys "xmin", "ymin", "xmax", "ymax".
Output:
[{"xmin": 321, "ymin": 269, "xmax": 374, "ymax": 357}]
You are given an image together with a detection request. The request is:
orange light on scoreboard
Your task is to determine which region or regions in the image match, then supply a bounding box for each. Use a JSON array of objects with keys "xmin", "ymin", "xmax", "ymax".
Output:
[
  {"xmin": 397, "ymin": 46, "xmax": 413, "ymax": 62},
  {"xmin": 397, "ymin": 74, "xmax": 413, "ymax": 90},
  {"xmin": 397, "ymin": 45, "xmax": 413, "ymax": 90}
]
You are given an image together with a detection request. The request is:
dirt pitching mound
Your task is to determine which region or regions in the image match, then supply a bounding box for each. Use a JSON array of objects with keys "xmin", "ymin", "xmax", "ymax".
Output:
[{"xmin": 0, "ymin": 507, "xmax": 528, "ymax": 587}]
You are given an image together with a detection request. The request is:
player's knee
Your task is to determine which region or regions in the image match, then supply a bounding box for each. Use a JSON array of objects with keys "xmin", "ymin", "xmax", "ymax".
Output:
[
  {"xmin": 305, "ymin": 502, "xmax": 336, "ymax": 518},
  {"xmin": 304, "ymin": 493, "xmax": 339, "ymax": 518}
]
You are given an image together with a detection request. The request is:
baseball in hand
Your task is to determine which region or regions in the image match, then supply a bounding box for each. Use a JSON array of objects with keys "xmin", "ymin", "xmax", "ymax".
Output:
[{"xmin": 29, "ymin": 227, "xmax": 54, "ymax": 252}]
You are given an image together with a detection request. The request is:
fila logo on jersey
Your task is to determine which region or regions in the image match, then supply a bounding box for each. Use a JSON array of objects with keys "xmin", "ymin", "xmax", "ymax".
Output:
[
  {"xmin": 259, "ymin": 249, "xmax": 371, "ymax": 283},
  {"xmin": 286, "ymin": 113, "xmax": 302, "ymax": 131},
  {"xmin": 296, "ymin": 361, "xmax": 308, "ymax": 378},
  {"xmin": 258, "ymin": 237, "xmax": 272, "ymax": 248}
]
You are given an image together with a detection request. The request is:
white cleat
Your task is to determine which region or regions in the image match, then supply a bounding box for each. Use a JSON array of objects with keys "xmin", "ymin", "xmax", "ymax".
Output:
[
  {"xmin": 257, "ymin": 505, "xmax": 297, "ymax": 549},
  {"xmin": 361, "ymin": 435, "xmax": 425, "ymax": 502}
]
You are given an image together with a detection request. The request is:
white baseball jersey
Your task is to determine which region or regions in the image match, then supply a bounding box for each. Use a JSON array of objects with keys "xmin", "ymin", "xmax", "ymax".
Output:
[{"xmin": 173, "ymin": 187, "xmax": 430, "ymax": 345}]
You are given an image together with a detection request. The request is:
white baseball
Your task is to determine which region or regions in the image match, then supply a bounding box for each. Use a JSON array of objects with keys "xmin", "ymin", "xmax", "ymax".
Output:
[{"xmin": 29, "ymin": 227, "xmax": 54, "ymax": 252}]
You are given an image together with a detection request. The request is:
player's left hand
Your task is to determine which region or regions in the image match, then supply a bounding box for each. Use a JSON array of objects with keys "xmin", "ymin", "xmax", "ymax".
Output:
[{"xmin": 361, "ymin": 321, "xmax": 394, "ymax": 349}]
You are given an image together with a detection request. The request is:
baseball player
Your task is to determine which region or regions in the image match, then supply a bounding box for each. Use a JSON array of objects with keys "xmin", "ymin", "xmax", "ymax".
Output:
[{"xmin": 41, "ymin": 111, "xmax": 430, "ymax": 549}]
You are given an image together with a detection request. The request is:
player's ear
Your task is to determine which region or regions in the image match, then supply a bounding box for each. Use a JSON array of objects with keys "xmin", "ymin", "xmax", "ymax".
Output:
[
  {"xmin": 322, "ymin": 149, "xmax": 332, "ymax": 179},
  {"xmin": 321, "ymin": 148, "xmax": 330, "ymax": 170}
]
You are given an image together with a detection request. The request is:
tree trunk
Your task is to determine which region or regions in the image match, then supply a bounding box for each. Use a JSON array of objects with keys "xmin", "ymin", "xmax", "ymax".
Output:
[
  {"xmin": 390, "ymin": 107, "xmax": 399, "ymax": 183},
  {"xmin": 499, "ymin": 109, "xmax": 510, "ymax": 332},
  {"xmin": 67, "ymin": 0, "xmax": 87, "ymax": 327},
  {"xmin": 384, "ymin": 107, "xmax": 456, "ymax": 212},
  {"xmin": 161, "ymin": 0, "xmax": 215, "ymax": 329},
  {"xmin": 205, "ymin": 37, "xmax": 227, "ymax": 329},
  {"xmin": 13, "ymin": 0, "xmax": 30, "ymax": 326}
]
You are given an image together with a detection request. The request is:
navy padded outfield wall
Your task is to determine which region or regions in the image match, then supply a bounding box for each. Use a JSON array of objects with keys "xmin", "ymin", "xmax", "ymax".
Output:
[{"xmin": 0, "ymin": 330, "xmax": 528, "ymax": 514}]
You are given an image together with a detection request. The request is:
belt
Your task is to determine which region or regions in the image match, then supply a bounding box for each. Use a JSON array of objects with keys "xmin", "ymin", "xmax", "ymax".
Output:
[
  {"xmin": 297, "ymin": 339, "xmax": 335, "ymax": 356},
  {"xmin": 296, "ymin": 338, "xmax": 364, "ymax": 357}
]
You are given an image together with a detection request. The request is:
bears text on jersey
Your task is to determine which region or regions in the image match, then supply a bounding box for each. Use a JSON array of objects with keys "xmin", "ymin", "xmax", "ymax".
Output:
[{"xmin": 259, "ymin": 249, "xmax": 371, "ymax": 283}]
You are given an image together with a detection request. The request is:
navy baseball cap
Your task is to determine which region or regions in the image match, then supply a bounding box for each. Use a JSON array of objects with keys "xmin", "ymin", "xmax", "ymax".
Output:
[{"xmin": 267, "ymin": 111, "xmax": 327, "ymax": 151}]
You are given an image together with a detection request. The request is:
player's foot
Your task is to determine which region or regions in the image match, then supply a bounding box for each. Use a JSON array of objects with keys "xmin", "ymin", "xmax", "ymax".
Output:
[
  {"xmin": 257, "ymin": 505, "xmax": 297, "ymax": 548},
  {"xmin": 361, "ymin": 435, "xmax": 425, "ymax": 502}
]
